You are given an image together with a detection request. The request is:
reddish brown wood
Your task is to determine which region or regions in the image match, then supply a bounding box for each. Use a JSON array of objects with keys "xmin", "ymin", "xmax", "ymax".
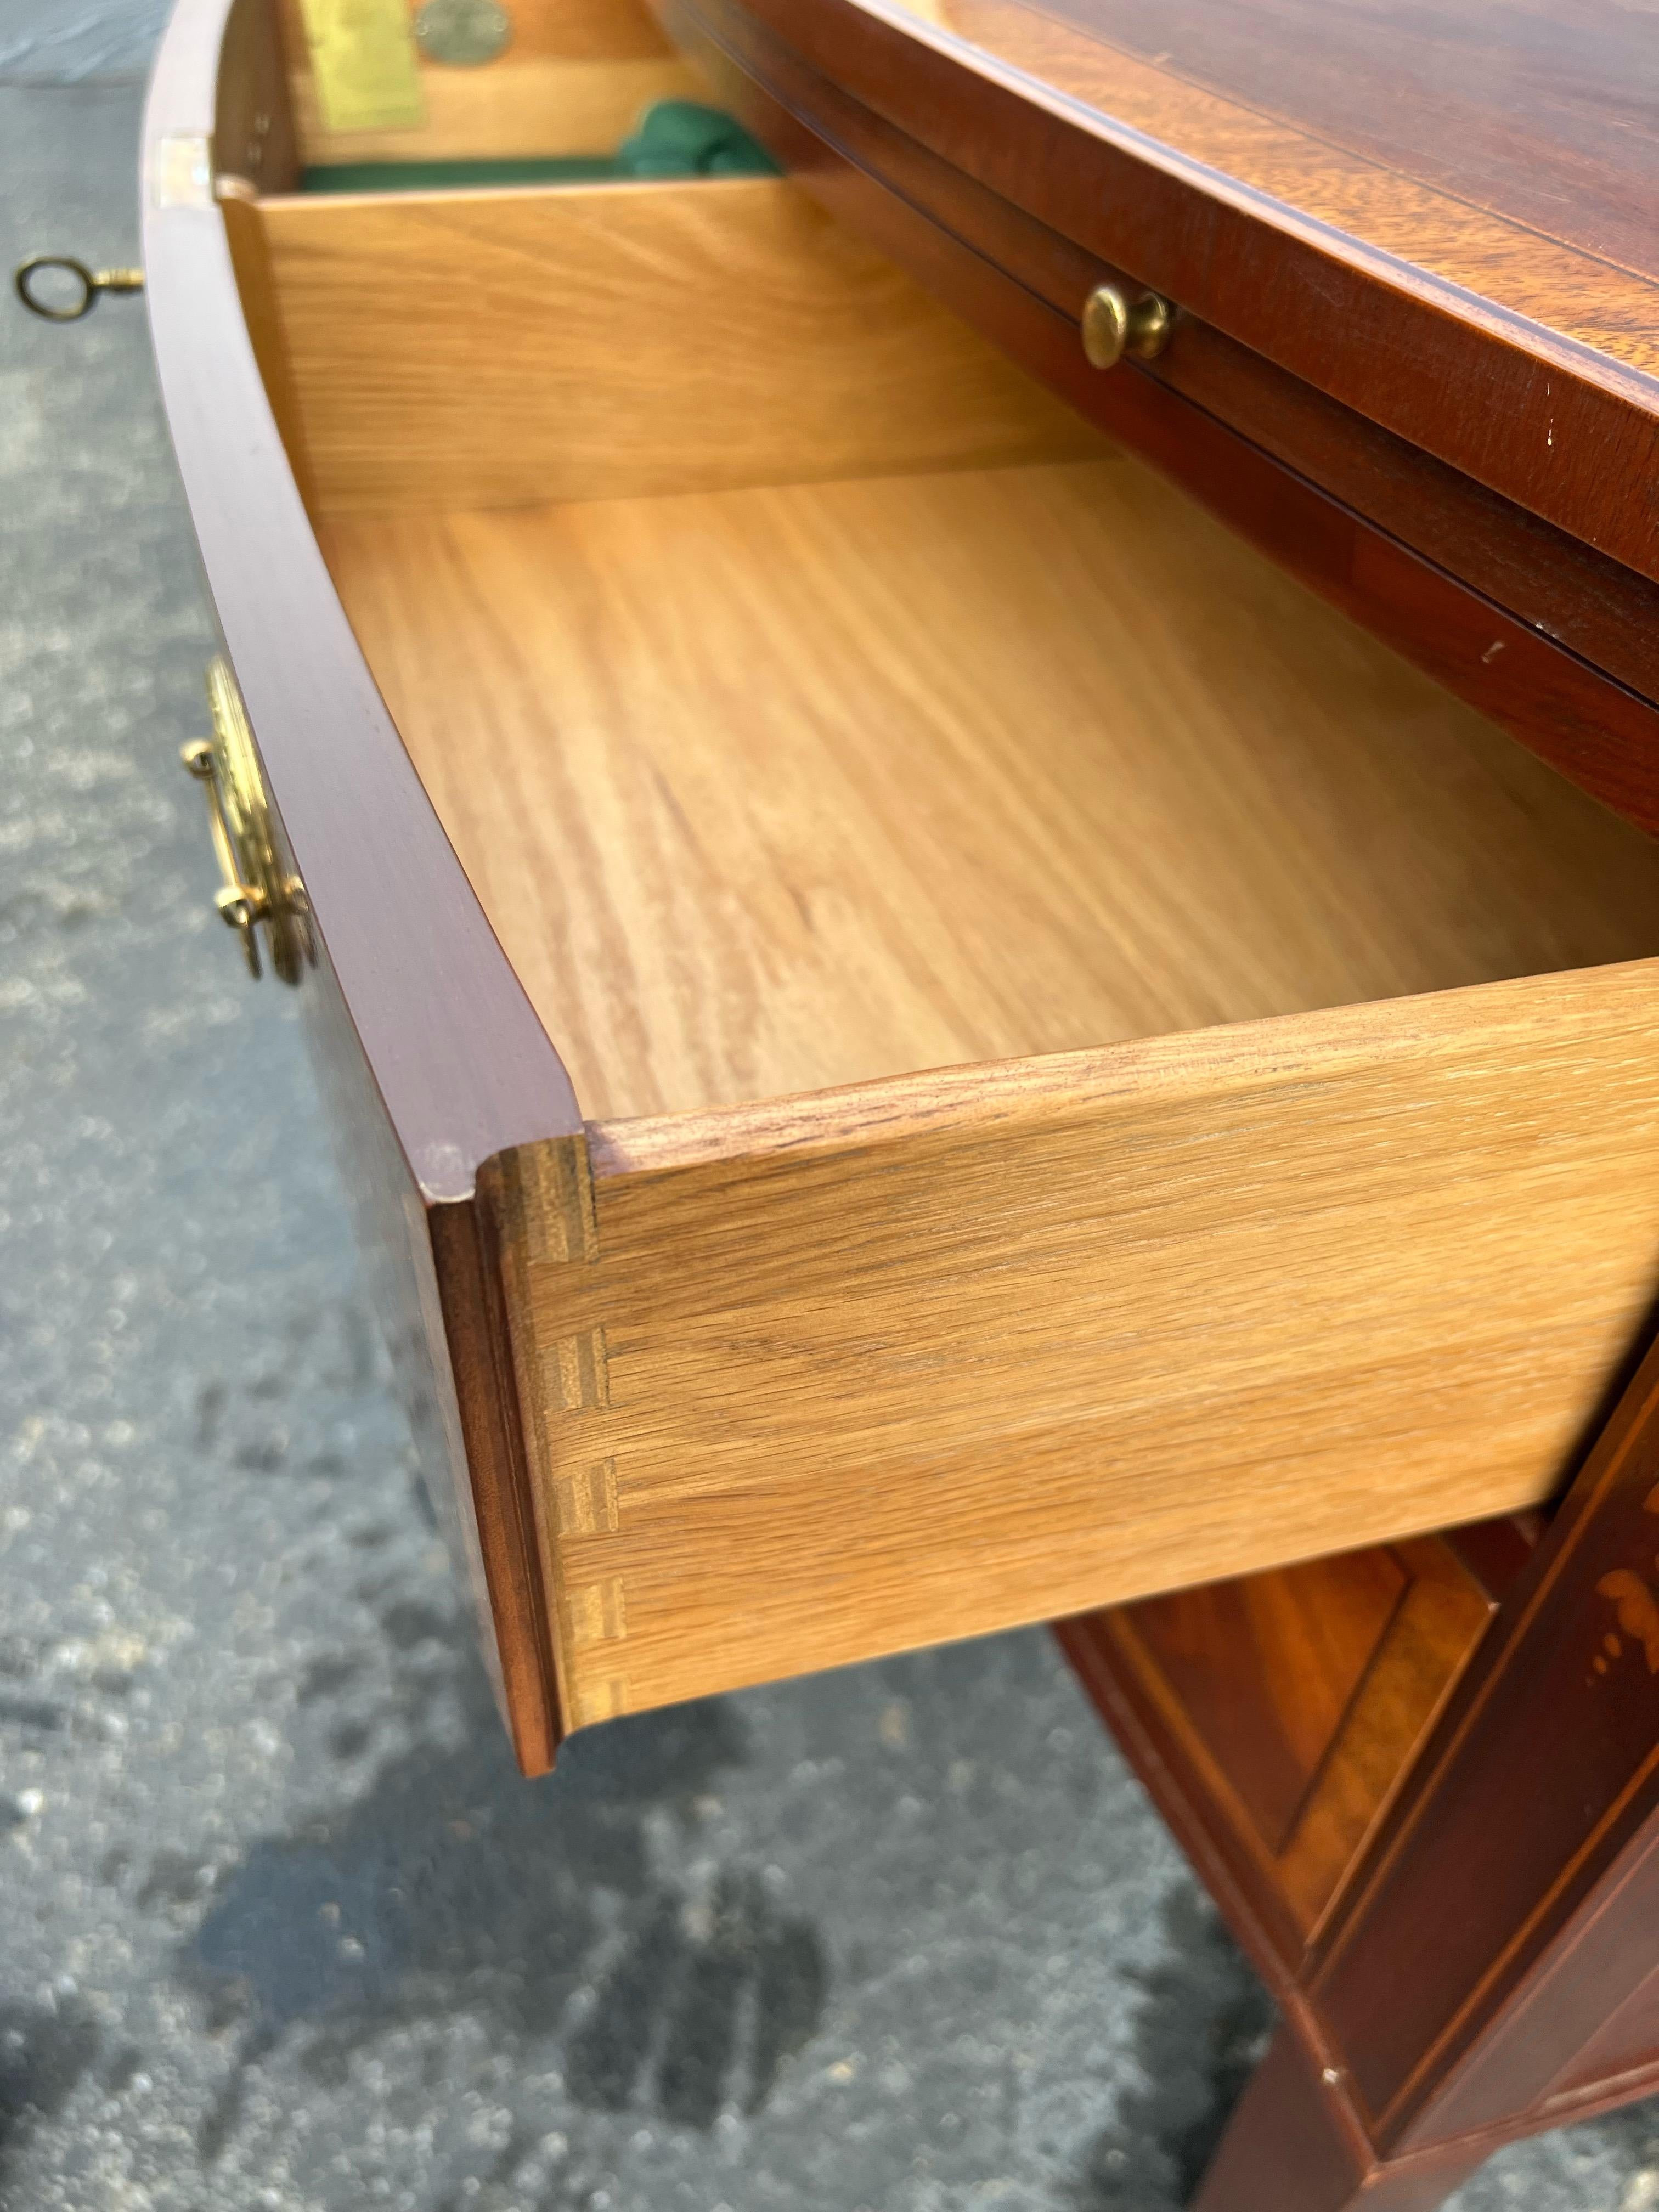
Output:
[
  {"xmin": 143, "ymin": 0, "xmax": 578, "ymax": 1767},
  {"xmin": 145, "ymin": 0, "xmax": 580, "ymax": 1183},
  {"xmin": 1189, "ymin": 2028, "xmax": 1484, "ymax": 2212},
  {"xmin": 1032, "ymin": 0, "xmax": 1657, "ymax": 280},
  {"xmin": 1067, "ymin": 1338, "xmax": 1659, "ymax": 2208},
  {"xmin": 427, "ymin": 1195, "xmax": 563, "ymax": 1773},
  {"xmin": 670, "ymin": 0, "xmax": 1659, "ymax": 710},
  {"xmin": 1116, "ymin": 1551, "xmax": 1408, "ymax": 1857},
  {"xmin": 1441, "ymin": 1515, "xmax": 1545, "ymax": 1606},
  {"xmin": 1313, "ymin": 1333, "xmax": 1659, "ymax": 2146},
  {"xmin": 153, "ymin": 19, "xmax": 1659, "ymax": 2182},
  {"xmin": 1058, "ymin": 1609, "xmax": 1306, "ymax": 1995},
  {"xmin": 1059, "ymin": 1534, "xmax": 1510, "ymax": 1983},
  {"xmin": 214, "ymin": 0, "xmax": 298, "ymax": 193},
  {"xmin": 1543, "ymin": 1957, "xmax": 1659, "ymax": 2108},
  {"xmin": 667, "ymin": 0, "xmax": 1659, "ymax": 837},
  {"xmin": 670, "ymin": 0, "xmax": 1659, "ymax": 583},
  {"xmin": 300, "ymin": 936, "xmax": 562, "ymax": 1770},
  {"xmin": 674, "ymin": 0, "xmax": 1659, "ymax": 723},
  {"xmin": 1396, "ymin": 1817, "xmax": 1659, "ymax": 2148}
]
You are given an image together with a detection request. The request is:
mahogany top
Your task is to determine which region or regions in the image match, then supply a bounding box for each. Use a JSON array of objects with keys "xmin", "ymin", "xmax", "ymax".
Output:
[
  {"xmin": 1023, "ymin": 0, "xmax": 1656, "ymax": 283},
  {"xmin": 715, "ymin": 0, "xmax": 1659, "ymax": 578}
]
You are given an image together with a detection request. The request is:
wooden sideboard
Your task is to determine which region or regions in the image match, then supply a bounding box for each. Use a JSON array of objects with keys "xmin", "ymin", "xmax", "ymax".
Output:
[{"xmin": 17, "ymin": 0, "xmax": 1652, "ymax": 2199}]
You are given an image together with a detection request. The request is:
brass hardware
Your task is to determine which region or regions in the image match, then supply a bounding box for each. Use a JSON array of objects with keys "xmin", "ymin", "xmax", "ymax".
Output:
[
  {"xmin": 1080, "ymin": 283, "xmax": 1173, "ymax": 369},
  {"xmin": 180, "ymin": 659, "xmax": 312, "ymax": 986},
  {"xmin": 14, "ymin": 255, "xmax": 144, "ymax": 322},
  {"xmin": 297, "ymin": 0, "xmax": 426, "ymax": 134}
]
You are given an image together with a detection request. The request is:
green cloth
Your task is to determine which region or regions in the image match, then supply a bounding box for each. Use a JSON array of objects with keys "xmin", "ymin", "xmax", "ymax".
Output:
[
  {"xmin": 300, "ymin": 102, "xmax": 778, "ymax": 194},
  {"xmin": 615, "ymin": 99, "xmax": 778, "ymax": 178}
]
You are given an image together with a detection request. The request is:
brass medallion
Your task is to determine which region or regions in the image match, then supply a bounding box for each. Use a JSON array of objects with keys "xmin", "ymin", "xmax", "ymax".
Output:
[{"xmin": 414, "ymin": 0, "xmax": 512, "ymax": 66}]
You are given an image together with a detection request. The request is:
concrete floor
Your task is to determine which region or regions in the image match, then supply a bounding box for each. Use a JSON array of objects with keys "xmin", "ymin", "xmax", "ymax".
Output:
[{"xmin": 2, "ymin": 21, "xmax": 1658, "ymax": 2211}]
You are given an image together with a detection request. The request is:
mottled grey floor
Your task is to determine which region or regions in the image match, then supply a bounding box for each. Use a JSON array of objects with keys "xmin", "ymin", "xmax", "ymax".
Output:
[{"xmin": 2, "ymin": 26, "xmax": 1658, "ymax": 2212}]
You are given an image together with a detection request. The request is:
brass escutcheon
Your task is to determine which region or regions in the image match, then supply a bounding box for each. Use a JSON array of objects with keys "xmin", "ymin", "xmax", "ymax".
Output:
[
  {"xmin": 180, "ymin": 659, "xmax": 312, "ymax": 985},
  {"xmin": 1080, "ymin": 282, "xmax": 1174, "ymax": 370},
  {"xmin": 13, "ymin": 254, "xmax": 144, "ymax": 321}
]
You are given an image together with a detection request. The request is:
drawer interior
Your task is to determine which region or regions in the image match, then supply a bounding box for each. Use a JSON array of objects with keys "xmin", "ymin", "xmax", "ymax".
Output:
[
  {"xmin": 322, "ymin": 459, "xmax": 1659, "ymax": 1122},
  {"xmin": 235, "ymin": 173, "xmax": 1659, "ymax": 1121},
  {"xmin": 275, "ymin": 0, "xmax": 711, "ymax": 173},
  {"xmin": 227, "ymin": 160, "xmax": 1659, "ymax": 1729}
]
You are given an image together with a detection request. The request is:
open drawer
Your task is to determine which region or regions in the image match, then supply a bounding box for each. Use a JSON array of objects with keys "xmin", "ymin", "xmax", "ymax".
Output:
[{"xmin": 146, "ymin": 4, "xmax": 1659, "ymax": 1768}]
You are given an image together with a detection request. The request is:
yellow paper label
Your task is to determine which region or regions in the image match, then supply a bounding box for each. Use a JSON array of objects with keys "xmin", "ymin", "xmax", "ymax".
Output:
[{"xmin": 298, "ymin": 0, "xmax": 427, "ymax": 134}]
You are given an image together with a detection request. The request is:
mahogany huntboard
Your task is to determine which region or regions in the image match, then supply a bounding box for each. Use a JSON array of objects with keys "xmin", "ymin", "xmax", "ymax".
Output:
[{"xmin": 22, "ymin": 0, "xmax": 1659, "ymax": 2200}]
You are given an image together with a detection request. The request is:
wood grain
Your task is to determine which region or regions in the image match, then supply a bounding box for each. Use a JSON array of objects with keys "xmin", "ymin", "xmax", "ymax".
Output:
[
  {"xmin": 1135, "ymin": 1327, "xmax": 1659, "ymax": 2200},
  {"xmin": 280, "ymin": 0, "xmax": 703, "ymax": 164},
  {"xmin": 1018, "ymin": 0, "xmax": 1659, "ymax": 284},
  {"xmin": 148, "ymin": 0, "xmax": 585, "ymax": 1769},
  {"xmin": 255, "ymin": 177, "xmax": 1101, "ymax": 513},
  {"xmin": 320, "ymin": 451, "xmax": 1659, "ymax": 1122},
  {"xmin": 480, "ymin": 961, "xmax": 1659, "ymax": 1728},
  {"xmin": 1276, "ymin": 1547, "xmax": 1495, "ymax": 1941},
  {"xmin": 146, "ymin": 0, "xmax": 581, "ymax": 1197},
  {"xmin": 1312, "ymin": 1326, "xmax": 1659, "ymax": 2144},
  {"xmin": 676, "ymin": 0, "xmax": 1659, "ymax": 715},
  {"xmin": 1114, "ymin": 1549, "xmax": 1412, "ymax": 1857},
  {"xmin": 1058, "ymin": 1527, "xmax": 1520, "ymax": 1983},
  {"xmin": 689, "ymin": 0, "xmax": 1659, "ymax": 580},
  {"xmin": 663, "ymin": 13, "xmax": 1659, "ymax": 842},
  {"xmin": 217, "ymin": 180, "xmax": 318, "ymax": 508},
  {"xmin": 218, "ymin": 0, "xmax": 298, "ymax": 191}
]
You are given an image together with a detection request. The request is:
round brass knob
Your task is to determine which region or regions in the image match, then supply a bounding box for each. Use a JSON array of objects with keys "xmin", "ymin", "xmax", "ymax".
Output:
[
  {"xmin": 1081, "ymin": 283, "xmax": 1174, "ymax": 369},
  {"xmin": 14, "ymin": 254, "xmax": 144, "ymax": 321}
]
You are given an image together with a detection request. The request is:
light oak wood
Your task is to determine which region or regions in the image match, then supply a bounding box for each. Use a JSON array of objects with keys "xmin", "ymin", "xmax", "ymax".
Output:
[
  {"xmin": 218, "ymin": 183, "xmax": 318, "ymax": 508},
  {"xmin": 484, "ymin": 961, "xmax": 1659, "ymax": 1728},
  {"xmin": 280, "ymin": 0, "xmax": 703, "ymax": 164},
  {"xmin": 319, "ymin": 452, "xmax": 1659, "ymax": 1121},
  {"xmin": 254, "ymin": 178, "xmax": 1103, "ymax": 512}
]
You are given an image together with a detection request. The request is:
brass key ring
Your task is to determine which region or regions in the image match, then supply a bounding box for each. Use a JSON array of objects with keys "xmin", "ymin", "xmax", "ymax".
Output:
[{"xmin": 14, "ymin": 254, "xmax": 144, "ymax": 321}]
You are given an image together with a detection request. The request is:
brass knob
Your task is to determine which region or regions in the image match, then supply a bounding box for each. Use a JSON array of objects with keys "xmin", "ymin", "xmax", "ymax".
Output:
[
  {"xmin": 1080, "ymin": 283, "xmax": 1173, "ymax": 369},
  {"xmin": 14, "ymin": 254, "xmax": 144, "ymax": 322},
  {"xmin": 180, "ymin": 661, "xmax": 311, "ymax": 986}
]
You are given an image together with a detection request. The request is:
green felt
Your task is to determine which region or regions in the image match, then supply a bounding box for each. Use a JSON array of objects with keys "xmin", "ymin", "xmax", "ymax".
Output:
[
  {"xmin": 300, "ymin": 103, "xmax": 778, "ymax": 195},
  {"xmin": 301, "ymin": 157, "xmax": 620, "ymax": 191}
]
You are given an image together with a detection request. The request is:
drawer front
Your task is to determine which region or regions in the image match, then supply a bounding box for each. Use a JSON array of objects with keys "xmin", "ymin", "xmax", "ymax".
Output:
[
  {"xmin": 662, "ymin": 0, "xmax": 1659, "ymax": 840},
  {"xmin": 146, "ymin": 1, "xmax": 590, "ymax": 1771},
  {"xmin": 663, "ymin": 0, "xmax": 1659, "ymax": 591},
  {"xmin": 481, "ymin": 962, "xmax": 1659, "ymax": 1734}
]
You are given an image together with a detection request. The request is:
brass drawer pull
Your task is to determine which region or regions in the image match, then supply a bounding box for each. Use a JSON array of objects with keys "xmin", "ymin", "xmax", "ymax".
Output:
[
  {"xmin": 1081, "ymin": 282, "xmax": 1173, "ymax": 369},
  {"xmin": 13, "ymin": 254, "xmax": 144, "ymax": 322},
  {"xmin": 179, "ymin": 659, "xmax": 312, "ymax": 985}
]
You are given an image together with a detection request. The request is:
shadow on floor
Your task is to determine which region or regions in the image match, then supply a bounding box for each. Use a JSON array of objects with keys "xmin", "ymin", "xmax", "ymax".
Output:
[
  {"xmin": 105, "ymin": 1624, "xmax": 825, "ymax": 2164},
  {"xmin": 1071, "ymin": 1884, "xmax": 1274, "ymax": 2211}
]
